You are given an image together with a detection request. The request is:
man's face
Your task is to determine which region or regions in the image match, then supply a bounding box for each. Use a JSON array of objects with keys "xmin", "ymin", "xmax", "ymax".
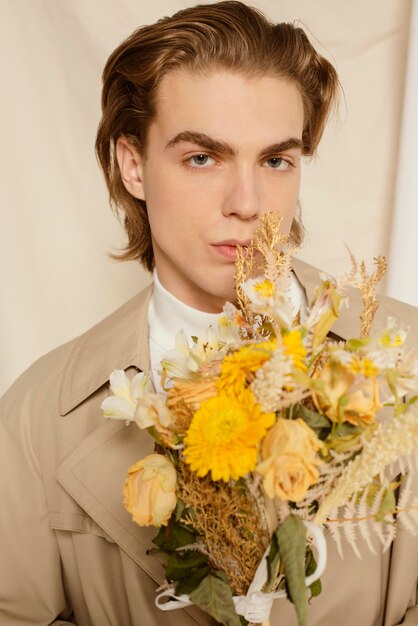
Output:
[{"xmin": 121, "ymin": 69, "xmax": 304, "ymax": 312}]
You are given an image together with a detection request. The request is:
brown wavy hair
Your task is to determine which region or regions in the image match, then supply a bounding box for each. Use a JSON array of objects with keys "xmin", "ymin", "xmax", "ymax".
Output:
[{"xmin": 95, "ymin": 1, "xmax": 339, "ymax": 272}]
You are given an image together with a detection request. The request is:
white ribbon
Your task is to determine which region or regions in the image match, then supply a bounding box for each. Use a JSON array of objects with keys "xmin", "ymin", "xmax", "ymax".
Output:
[{"xmin": 155, "ymin": 521, "xmax": 327, "ymax": 623}]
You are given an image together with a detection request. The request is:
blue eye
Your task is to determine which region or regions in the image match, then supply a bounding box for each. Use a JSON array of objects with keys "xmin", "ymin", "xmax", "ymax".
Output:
[
  {"xmin": 266, "ymin": 157, "xmax": 291, "ymax": 170},
  {"xmin": 189, "ymin": 154, "xmax": 214, "ymax": 167}
]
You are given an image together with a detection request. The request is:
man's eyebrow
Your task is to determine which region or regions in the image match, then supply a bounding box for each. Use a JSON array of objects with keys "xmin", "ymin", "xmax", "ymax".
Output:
[
  {"xmin": 165, "ymin": 131, "xmax": 236, "ymax": 155},
  {"xmin": 259, "ymin": 138, "xmax": 303, "ymax": 157},
  {"xmin": 165, "ymin": 131, "xmax": 303, "ymax": 156}
]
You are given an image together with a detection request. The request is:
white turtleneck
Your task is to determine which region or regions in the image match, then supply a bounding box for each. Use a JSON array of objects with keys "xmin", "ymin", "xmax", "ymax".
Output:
[
  {"xmin": 147, "ymin": 270, "xmax": 307, "ymax": 392},
  {"xmin": 148, "ymin": 272, "xmax": 223, "ymax": 392}
]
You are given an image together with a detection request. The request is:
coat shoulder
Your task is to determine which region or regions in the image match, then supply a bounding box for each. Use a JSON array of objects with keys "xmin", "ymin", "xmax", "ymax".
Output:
[
  {"xmin": 0, "ymin": 285, "xmax": 152, "ymax": 427},
  {"xmin": 293, "ymin": 256, "xmax": 418, "ymax": 348}
]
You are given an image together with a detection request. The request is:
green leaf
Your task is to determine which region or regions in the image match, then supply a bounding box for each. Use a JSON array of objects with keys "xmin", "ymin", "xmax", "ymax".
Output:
[
  {"xmin": 277, "ymin": 515, "xmax": 308, "ymax": 626},
  {"xmin": 153, "ymin": 517, "xmax": 197, "ymax": 553},
  {"xmin": 294, "ymin": 404, "xmax": 331, "ymax": 435},
  {"xmin": 305, "ymin": 550, "xmax": 322, "ymax": 599},
  {"xmin": 190, "ymin": 571, "xmax": 242, "ymax": 626},
  {"xmin": 265, "ymin": 533, "xmax": 281, "ymax": 591},
  {"xmin": 334, "ymin": 422, "xmax": 360, "ymax": 437},
  {"xmin": 175, "ymin": 499, "xmax": 186, "ymax": 521},
  {"xmin": 166, "ymin": 550, "xmax": 210, "ymax": 582},
  {"xmin": 375, "ymin": 487, "xmax": 397, "ymax": 523},
  {"xmin": 345, "ymin": 337, "xmax": 371, "ymax": 351},
  {"xmin": 174, "ymin": 560, "xmax": 210, "ymax": 595}
]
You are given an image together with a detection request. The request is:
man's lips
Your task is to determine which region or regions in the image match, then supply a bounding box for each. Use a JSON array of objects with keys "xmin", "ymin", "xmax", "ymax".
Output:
[
  {"xmin": 211, "ymin": 239, "xmax": 252, "ymax": 261},
  {"xmin": 214, "ymin": 239, "xmax": 252, "ymax": 247}
]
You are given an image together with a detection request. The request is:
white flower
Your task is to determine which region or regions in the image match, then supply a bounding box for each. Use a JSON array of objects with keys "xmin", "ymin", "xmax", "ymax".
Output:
[
  {"xmin": 101, "ymin": 370, "xmax": 177, "ymax": 434},
  {"xmin": 134, "ymin": 392, "xmax": 172, "ymax": 430},
  {"xmin": 304, "ymin": 277, "xmax": 348, "ymax": 350},
  {"xmin": 162, "ymin": 325, "xmax": 231, "ymax": 380},
  {"xmin": 240, "ymin": 276, "xmax": 296, "ymax": 328},
  {"xmin": 161, "ymin": 330, "xmax": 193, "ymax": 379},
  {"xmin": 101, "ymin": 370, "xmax": 149, "ymax": 421},
  {"xmin": 377, "ymin": 317, "xmax": 407, "ymax": 350},
  {"xmin": 241, "ymin": 277, "xmax": 276, "ymax": 309}
]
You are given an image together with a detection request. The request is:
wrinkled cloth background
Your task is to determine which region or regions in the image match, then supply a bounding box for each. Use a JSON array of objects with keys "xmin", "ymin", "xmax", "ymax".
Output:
[{"xmin": 1, "ymin": 0, "xmax": 417, "ymax": 395}]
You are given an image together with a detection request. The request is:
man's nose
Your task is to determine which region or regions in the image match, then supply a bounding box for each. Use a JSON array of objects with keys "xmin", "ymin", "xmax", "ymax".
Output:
[{"xmin": 221, "ymin": 167, "xmax": 261, "ymax": 220}]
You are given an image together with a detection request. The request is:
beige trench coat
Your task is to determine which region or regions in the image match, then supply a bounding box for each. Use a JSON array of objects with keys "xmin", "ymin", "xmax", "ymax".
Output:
[{"xmin": 1, "ymin": 259, "xmax": 418, "ymax": 626}]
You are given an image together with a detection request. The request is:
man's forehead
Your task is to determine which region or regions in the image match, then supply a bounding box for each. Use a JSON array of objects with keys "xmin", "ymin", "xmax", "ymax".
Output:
[{"xmin": 150, "ymin": 68, "xmax": 304, "ymax": 148}]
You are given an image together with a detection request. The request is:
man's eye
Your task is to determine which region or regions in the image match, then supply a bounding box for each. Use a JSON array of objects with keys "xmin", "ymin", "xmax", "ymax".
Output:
[
  {"xmin": 189, "ymin": 154, "xmax": 214, "ymax": 167},
  {"xmin": 265, "ymin": 157, "xmax": 292, "ymax": 170}
]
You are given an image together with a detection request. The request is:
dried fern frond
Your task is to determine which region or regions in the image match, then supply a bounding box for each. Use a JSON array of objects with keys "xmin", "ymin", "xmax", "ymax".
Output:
[
  {"xmin": 314, "ymin": 405, "xmax": 418, "ymax": 525},
  {"xmin": 397, "ymin": 475, "xmax": 418, "ymax": 536},
  {"xmin": 356, "ymin": 485, "xmax": 377, "ymax": 555},
  {"xmin": 323, "ymin": 483, "xmax": 397, "ymax": 557}
]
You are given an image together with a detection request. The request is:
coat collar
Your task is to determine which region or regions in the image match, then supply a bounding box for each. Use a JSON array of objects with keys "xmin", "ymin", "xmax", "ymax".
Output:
[{"xmin": 59, "ymin": 283, "xmax": 153, "ymax": 416}]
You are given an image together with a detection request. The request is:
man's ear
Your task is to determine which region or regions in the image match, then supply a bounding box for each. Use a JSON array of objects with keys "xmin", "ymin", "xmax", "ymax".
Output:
[{"xmin": 116, "ymin": 136, "xmax": 145, "ymax": 200}]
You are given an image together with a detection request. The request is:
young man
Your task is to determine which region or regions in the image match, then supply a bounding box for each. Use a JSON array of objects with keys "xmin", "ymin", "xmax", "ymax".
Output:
[{"xmin": 1, "ymin": 2, "xmax": 417, "ymax": 625}]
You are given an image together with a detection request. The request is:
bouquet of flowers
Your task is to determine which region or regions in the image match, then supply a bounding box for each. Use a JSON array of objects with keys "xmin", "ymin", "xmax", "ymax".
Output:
[{"xmin": 102, "ymin": 214, "xmax": 418, "ymax": 626}]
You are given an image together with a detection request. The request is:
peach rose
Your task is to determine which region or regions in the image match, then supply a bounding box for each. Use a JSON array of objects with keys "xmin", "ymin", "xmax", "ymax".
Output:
[
  {"xmin": 256, "ymin": 418, "xmax": 322, "ymax": 502},
  {"xmin": 313, "ymin": 363, "xmax": 381, "ymax": 425},
  {"xmin": 123, "ymin": 454, "xmax": 177, "ymax": 527}
]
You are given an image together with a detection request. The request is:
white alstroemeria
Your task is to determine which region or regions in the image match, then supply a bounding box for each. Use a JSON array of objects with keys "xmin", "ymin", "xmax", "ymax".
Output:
[
  {"xmin": 344, "ymin": 318, "xmax": 409, "ymax": 371},
  {"xmin": 101, "ymin": 369, "xmax": 149, "ymax": 422},
  {"xmin": 304, "ymin": 277, "xmax": 348, "ymax": 351},
  {"xmin": 162, "ymin": 330, "xmax": 192, "ymax": 379},
  {"xmin": 217, "ymin": 307, "xmax": 244, "ymax": 345},
  {"xmin": 135, "ymin": 393, "xmax": 180, "ymax": 447},
  {"xmin": 387, "ymin": 352, "xmax": 418, "ymax": 399},
  {"xmin": 240, "ymin": 276, "xmax": 295, "ymax": 329},
  {"xmin": 241, "ymin": 276, "xmax": 276, "ymax": 310},
  {"xmin": 330, "ymin": 349, "xmax": 382, "ymax": 379},
  {"xmin": 377, "ymin": 317, "xmax": 407, "ymax": 350},
  {"xmin": 135, "ymin": 393, "xmax": 172, "ymax": 430},
  {"xmin": 162, "ymin": 325, "xmax": 230, "ymax": 380}
]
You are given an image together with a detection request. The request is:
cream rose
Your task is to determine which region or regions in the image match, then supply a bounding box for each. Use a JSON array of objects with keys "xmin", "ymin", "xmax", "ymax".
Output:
[
  {"xmin": 123, "ymin": 454, "xmax": 177, "ymax": 527},
  {"xmin": 313, "ymin": 363, "xmax": 381, "ymax": 425},
  {"xmin": 256, "ymin": 418, "xmax": 322, "ymax": 502}
]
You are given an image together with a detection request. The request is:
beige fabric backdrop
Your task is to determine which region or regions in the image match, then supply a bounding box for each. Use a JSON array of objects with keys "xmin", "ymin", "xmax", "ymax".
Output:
[
  {"xmin": 0, "ymin": 0, "xmax": 412, "ymax": 395},
  {"xmin": 387, "ymin": 0, "xmax": 418, "ymax": 307}
]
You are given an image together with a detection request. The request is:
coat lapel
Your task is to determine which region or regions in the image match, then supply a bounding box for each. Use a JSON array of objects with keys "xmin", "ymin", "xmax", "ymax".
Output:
[
  {"xmin": 56, "ymin": 413, "xmax": 165, "ymax": 583},
  {"xmin": 56, "ymin": 283, "xmax": 166, "ymax": 582}
]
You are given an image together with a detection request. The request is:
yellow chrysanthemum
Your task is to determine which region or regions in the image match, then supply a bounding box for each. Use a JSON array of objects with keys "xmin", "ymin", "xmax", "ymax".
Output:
[
  {"xmin": 183, "ymin": 389, "xmax": 275, "ymax": 482},
  {"xmin": 282, "ymin": 330, "xmax": 307, "ymax": 371},
  {"xmin": 217, "ymin": 340, "xmax": 276, "ymax": 396}
]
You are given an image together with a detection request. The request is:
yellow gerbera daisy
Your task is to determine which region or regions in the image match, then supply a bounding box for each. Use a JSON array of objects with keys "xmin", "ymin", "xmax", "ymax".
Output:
[
  {"xmin": 217, "ymin": 340, "xmax": 276, "ymax": 396},
  {"xmin": 183, "ymin": 389, "xmax": 275, "ymax": 482},
  {"xmin": 282, "ymin": 330, "xmax": 307, "ymax": 371}
]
